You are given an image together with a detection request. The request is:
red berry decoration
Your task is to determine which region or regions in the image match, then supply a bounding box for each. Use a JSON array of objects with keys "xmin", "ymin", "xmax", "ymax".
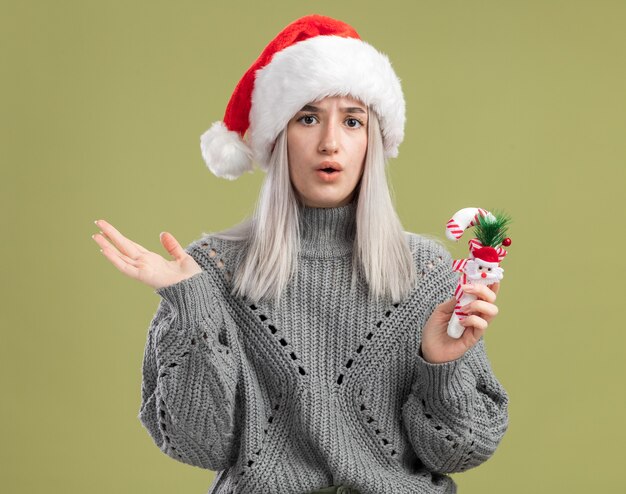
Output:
[{"xmin": 502, "ymin": 237, "xmax": 512, "ymax": 246}]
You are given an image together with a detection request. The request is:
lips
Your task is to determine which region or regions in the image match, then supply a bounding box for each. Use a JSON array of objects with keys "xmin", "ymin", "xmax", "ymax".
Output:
[{"xmin": 318, "ymin": 161, "xmax": 343, "ymax": 173}]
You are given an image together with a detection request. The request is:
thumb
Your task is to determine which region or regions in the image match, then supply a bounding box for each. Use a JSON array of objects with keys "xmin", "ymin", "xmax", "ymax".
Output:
[
  {"xmin": 437, "ymin": 297, "xmax": 457, "ymax": 314},
  {"xmin": 160, "ymin": 231, "xmax": 186, "ymax": 260}
]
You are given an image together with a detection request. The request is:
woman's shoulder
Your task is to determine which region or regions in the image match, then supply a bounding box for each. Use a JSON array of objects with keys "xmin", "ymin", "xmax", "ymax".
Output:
[
  {"xmin": 404, "ymin": 231, "xmax": 453, "ymax": 266},
  {"xmin": 403, "ymin": 232, "xmax": 458, "ymax": 300}
]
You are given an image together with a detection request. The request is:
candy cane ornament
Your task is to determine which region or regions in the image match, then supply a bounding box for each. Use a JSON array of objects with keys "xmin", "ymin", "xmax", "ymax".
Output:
[{"xmin": 445, "ymin": 207, "xmax": 511, "ymax": 339}]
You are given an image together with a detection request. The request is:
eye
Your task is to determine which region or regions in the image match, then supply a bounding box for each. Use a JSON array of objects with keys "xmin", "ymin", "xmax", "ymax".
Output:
[
  {"xmin": 297, "ymin": 114, "xmax": 318, "ymax": 126},
  {"xmin": 478, "ymin": 266, "xmax": 482, "ymax": 270},
  {"xmin": 345, "ymin": 117, "xmax": 364, "ymax": 128},
  {"xmin": 488, "ymin": 267, "xmax": 492, "ymax": 271}
]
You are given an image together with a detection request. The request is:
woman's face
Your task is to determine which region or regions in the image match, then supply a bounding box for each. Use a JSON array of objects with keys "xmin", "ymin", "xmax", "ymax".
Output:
[{"xmin": 286, "ymin": 95, "xmax": 368, "ymax": 208}]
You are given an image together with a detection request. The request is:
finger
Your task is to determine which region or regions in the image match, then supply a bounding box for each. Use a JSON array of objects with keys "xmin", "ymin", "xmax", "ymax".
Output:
[
  {"xmin": 463, "ymin": 283, "xmax": 496, "ymax": 304},
  {"xmin": 460, "ymin": 316, "xmax": 488, "ymax": 341},
  {"xmin": 488, "ymin": 282, "xmax": 501, "ymax": 296},
  {"xmin": 92, "ymin": 233, "xmax": 142, "ymax": 266},
  {"xmin": 160, "ymin": 231, "xmax": 187, "ymax": 261},
  {"xmin": 95, "ymin": 219, "xmax": 146, "ymax": 258},
  {"xmin": 460, "ymin": 314, "xmax": 489, "ymax": 332},
  {"xmin": 97, "ymin": 220, "xmax": 148, "ymax": 257},
  {"xmin": 97, "ymin": 233, "xmax": 142, "ymax": 266},
  {"xmin": 460, "ymin": 300, "xmax": 499, "ymax": 319},
  {"xmin": 437, "ymin": 297, "xmax": 457, "ymax": 314},
  {"xmin": 98, "ymin": 237, "xmax": 141, "ymax": 278},
  {"xmin": 462, "ymin": 324, "xmax": 485, "ymax": 345}
]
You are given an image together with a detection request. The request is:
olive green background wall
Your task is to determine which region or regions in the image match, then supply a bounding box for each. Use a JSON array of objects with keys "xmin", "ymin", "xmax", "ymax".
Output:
[{"xmin": 2, "ymin": 0, "xmax": 624, "ymax": 492}]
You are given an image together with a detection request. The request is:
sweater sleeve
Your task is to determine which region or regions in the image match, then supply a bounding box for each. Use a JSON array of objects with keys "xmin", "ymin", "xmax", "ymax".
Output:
[
  {"xmin": 401, "ymin": 242, "xmax": 509, "ymax": 474},
  {"xmin": 137, "ymin": 269, "xmax": 240, "ymax": 471}
]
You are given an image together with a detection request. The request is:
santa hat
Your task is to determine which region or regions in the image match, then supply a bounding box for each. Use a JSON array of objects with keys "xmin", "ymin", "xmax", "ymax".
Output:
[
  {"xmin": 200, "ymin": 14, "xmax": 406, "ymax": 180},
  {"xmin": 471, "ymin": 246, "xmax": 501, "ymax": 264}
]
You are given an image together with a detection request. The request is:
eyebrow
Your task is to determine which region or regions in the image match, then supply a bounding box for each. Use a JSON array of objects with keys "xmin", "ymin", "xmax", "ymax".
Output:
[{"xmin": 298, "ymin": 104, "xmax": 367, "ymax": 114}]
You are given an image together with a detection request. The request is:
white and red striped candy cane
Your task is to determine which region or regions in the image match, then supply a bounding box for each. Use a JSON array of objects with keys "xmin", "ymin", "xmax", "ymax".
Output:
[
  {"xmin": 445, "ymin": 207, "xmax": 497, "ymax": 339},
  {"xmin": 445, "ymin": 207, "xmax": 494, "ymax": 241}
]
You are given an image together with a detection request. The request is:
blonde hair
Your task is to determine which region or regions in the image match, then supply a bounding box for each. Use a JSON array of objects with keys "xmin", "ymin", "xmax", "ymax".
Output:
[{"xmin": 211, "ymin": 110, "xmax": 417, "ymax": 305}]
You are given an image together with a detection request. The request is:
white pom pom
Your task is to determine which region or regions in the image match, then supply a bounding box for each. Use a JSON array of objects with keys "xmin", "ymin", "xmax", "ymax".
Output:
[{"xmin": 200, "ymin": 121, "xmax": 254, "ymax": 180}]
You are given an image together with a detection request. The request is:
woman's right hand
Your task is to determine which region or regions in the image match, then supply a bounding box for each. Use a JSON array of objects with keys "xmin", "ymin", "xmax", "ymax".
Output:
[{"xmin": 92, "ymin": 219, "xmax": 203, "ymax": 290}]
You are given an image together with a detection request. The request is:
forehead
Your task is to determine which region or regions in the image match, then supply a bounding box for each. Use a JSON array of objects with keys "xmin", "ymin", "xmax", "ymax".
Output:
[{"xmin": 306, "ymin": 94, "xmax": 367, "ymax": 108}]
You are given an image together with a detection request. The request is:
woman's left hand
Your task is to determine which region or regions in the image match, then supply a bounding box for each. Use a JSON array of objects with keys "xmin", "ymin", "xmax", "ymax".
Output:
[{"xmin": 420, "ymin": 283, "xmax": 500, "ymax": 364}]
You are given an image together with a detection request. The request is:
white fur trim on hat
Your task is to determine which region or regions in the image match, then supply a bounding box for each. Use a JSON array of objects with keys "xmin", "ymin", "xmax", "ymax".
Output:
[
  {"xmin": 249, "ymin": 35, "xmax": 405, "ymax": 170},
  {"xmin": 200, "ymin": 121, "xmax": 254, "ymax": 180}
]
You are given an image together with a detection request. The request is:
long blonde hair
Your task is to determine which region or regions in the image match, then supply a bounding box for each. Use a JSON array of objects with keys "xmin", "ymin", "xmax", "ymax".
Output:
[{"xmin": 211, "ymin": 110, "xmax": 417, "ymax": 305}]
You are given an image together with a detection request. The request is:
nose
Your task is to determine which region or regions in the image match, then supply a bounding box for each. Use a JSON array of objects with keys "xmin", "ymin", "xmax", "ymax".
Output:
[
  {"xmin": 481, "ymin": 272, "xmax": 487, "ymax": 278},
  {"xmin": 318, "ymin": 121, "xmax": 339, "ymax": 154}
]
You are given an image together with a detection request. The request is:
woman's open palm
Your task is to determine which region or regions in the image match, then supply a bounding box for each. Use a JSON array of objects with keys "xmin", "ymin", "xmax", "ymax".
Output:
[{"xmin": 92, "ymin": 219, "xmax": 202, "ymax": 290}]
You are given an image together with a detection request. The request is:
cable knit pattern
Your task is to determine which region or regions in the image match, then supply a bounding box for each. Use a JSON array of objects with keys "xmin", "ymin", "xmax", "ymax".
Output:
[{"xmin": 137, "ymin": 202, "xmax": 509, "ymax": 494}]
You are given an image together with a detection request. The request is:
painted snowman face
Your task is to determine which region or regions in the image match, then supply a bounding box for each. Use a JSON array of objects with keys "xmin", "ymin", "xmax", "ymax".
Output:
[{"xmin": 465, "ymin": 258, "xmax": 504, "ymax": 285}]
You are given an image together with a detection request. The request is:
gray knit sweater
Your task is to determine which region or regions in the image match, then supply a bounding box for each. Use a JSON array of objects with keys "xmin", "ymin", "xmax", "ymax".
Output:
[{"xmin": 138, "ymin": 202, "xmax": 509, "ymax": 494}]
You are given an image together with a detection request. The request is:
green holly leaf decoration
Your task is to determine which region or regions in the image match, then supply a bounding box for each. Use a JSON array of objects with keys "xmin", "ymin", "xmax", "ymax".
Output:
[{"xmin": 474, "ymin": 210, "xmax": 512, "ymax": 248}]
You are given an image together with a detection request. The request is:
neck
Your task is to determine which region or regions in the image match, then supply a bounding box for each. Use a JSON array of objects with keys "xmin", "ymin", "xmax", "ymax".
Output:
[{"xmin": 298, "ymin": 201, "xmax": 357, "ymax": 258}]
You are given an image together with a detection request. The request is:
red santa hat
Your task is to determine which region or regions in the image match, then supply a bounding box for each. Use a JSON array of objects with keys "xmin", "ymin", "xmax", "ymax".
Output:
[
  {"xmin": 200, "ymin": 14, "xmax": 406, "ymax": 180},
  {"xmin": 471, "ymin": 246, "xmax": 501, "ymax": 264}
]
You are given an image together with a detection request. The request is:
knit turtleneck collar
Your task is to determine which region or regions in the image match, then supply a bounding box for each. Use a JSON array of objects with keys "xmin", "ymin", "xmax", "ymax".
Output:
[{"xmin": 298, "ymin": 201, "xmax": 357, "ymax": 258}]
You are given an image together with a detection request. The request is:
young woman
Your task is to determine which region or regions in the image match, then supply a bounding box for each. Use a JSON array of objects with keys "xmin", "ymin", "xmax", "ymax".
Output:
[{"xmin": 92, "ymin": 15, "xmax": 508, "ymax": 494}]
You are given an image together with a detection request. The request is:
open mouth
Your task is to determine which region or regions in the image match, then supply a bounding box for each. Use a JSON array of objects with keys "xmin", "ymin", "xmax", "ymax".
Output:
[{"xmin": 316, "ymin": 167, "xmax": 341, "ymax": 181}]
